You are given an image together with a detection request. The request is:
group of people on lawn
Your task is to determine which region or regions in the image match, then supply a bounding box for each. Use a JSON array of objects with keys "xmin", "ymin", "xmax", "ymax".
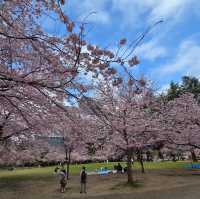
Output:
[
  {"xmin": 55, "ymin": 163, "xmax": 125, "ymax": 193},
  {"xmin": 114, "ymin": 163, "xmax": 127, "ymax": 173},
  {"xmin": 55, "ymin": 164, "xmax": 87, "ymax": 193}
]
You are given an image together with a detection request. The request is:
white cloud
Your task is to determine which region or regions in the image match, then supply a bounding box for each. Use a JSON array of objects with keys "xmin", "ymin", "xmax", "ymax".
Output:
[
  {"xmin": 135, "ymin": 39, "xmax": 167, "ymax": 61},
  {"xmin": 153, "ymin": 38, "xmax": 200, "ymax": 77},
  {"xmin": 67, "ymin": 0, "xmax": 199, "ymax": 30},
  {"xmin": 110, "ymin": 0, "xmax": 196, "ymax": 28},
  {"xmin": 148, "ymin": 0, "xmax": 191, "ymax": 23},
  {"xmin": 67, "ymin": 0, "xmax": 111, "ymax": 24},
  {"xmin": 90, "ymin": 11, "xmax": 110, "ymax": 24},
  {"xmin": 157, "ymin": 83, "xmax": 170, "ymax": 94},
  {"xmin": 79, "ymin": 0, "xmax": 199, "ymax": 61},
  {"xmin": 63, "ymin": 0, "xmax": 200, "ymax": 95}
]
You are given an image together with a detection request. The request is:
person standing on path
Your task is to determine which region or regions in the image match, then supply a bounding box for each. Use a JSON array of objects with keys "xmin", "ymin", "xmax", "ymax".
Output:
[
  {"xmin": 59, "ymin": 164, "xmax": 67, "ymax": 193},
  {"xmin": 80, "ymin": 166, "xmax": 87, "ymax": 194}
]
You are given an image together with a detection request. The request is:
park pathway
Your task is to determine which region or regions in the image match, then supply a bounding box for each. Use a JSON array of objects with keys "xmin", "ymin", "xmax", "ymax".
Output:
[{"xmin": 84, "ymin": 183, "xmax": 200, "ymax": 199}]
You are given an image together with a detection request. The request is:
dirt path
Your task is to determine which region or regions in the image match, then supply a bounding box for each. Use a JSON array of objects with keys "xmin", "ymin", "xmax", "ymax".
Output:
[
  {"xmin": 1, "ymin": 169, "xmax": 200, "ymax": 199},
  {"xmin": 83, "ymin": 183, "xmax": 200, "ymax": 199}
]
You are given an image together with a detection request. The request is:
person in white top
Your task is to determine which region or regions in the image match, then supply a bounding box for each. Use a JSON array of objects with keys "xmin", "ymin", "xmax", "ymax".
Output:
[{"xmin": 59, "ymin": 166, "xmax": 67, "ymax": 193}]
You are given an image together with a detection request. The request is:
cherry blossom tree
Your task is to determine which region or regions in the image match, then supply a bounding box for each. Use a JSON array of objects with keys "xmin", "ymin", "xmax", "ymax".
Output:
[
  {"xmin": 80, "ymin": 79, "xmax": 161, "ymax": 183},
  {"xmin": 0, "ymin": 0, "xmax": 150, "ymax": 145},
  {"xmin": 0, "ymin": 0, "xmax": 165, "ymax": 175},
  {"xmin": 159, "ymin": 93, "xmax": 200, "ymax": 162},
  {"xmin": 52, "ymin": 108, "xmax": 86, "ymax": 179},
  {"xmin": 0, "ymin": 131, "xmax": 69, "ymax": 167},
  {"xmin": 40, "ymin": 105, "xmax": 97, "ymax": 178}
]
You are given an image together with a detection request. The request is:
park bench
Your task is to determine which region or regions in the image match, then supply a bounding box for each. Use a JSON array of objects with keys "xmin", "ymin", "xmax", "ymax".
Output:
[
  {"xmin": 185, "ymin": 163, "xmax": 200, "ymax": 169},
  {"xmin": 190, "ymin": 164, "xmax": 200, "ymax": 169}
]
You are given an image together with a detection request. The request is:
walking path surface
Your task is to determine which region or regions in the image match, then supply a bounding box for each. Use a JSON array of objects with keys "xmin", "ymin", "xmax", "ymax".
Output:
[
  {"xmin": 84, "ymin": 183, "xmax": 200, "ymax": 199},
  {"xmin": 1, "ymin": 169, "xmax": 200, "ymax": 199}
]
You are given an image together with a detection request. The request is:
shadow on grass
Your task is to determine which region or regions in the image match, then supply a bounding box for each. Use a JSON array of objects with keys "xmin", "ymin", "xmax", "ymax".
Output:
[{"xmin": 110, "ymin": 180, "xmax": 143, "ymax": 190}]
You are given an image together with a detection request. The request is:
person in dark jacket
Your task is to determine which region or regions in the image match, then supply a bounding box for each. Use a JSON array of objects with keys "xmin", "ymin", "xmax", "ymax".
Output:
[
  {"xmin": 80, "ymin": 166, "xmax": 87, "ymax": 193},
  {"xmin": 117, "ymin": 163, "xmax": 123, "ymax": 173}
]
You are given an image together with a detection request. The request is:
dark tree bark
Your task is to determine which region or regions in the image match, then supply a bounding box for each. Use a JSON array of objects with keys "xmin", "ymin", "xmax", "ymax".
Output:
[
  {"xmin": 127, "ymin": 149, "xmax": 133, "ymax": 183},
  {"xmin": 171, "ymin": 153, "xmax": 176, "ymax": 162},
  {"xmin": 65, "ymin": 148, "xmax": 71, "ymax": 180},
  {"xmin": 146, "ymin": 151, "xmax": 152, "ymax": 162},
  {"xmin": 191, "ymin": 150, "xmax": 198, "ymax": 162},
  {"xmin": 158, "ymin": 150, "xmax": 164, "ymax": 161},
  {"xmin": 138, "ymin": 151, "xmax": 145, "ymax": 173}
]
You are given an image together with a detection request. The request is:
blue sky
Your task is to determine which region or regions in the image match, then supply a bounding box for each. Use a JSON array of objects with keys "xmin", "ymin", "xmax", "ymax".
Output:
[{"xmin": 43, "ymin": 0, "xmax": 200, "ymax": 93}]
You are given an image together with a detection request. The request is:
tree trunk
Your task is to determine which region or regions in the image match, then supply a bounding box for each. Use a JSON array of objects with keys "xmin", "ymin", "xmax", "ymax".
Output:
[
  {"xmin": 139, "ymin": 151, "xmax": 145, "ymax": 173},
  {"xmin": 127, "ymin": 150, "xmax": 133, "ymax": 183},
  {"xmin": 171, "ymin": 153, "xmax": 176, "ymax": 162},
  {"xmin": 191, "ymin": 150, "xmax": 198, "ymax": 162},
  {"xmin": 158, "ymin": 150, "xmax": 164, "ymax": 161},
  {"xmin": 66, "ymin": 150, "xmax": 71, "ymax": 180},
  {"xmin": 65, "ymin": 149, "xmax": 71, "ymax": 180},
  {"xmin": 146, "ymin": 151, "xmax": 152, "ymax": 162},
  {"xmin": 0, "ymin": 126, "xmax": 3, "ymax": 138}
]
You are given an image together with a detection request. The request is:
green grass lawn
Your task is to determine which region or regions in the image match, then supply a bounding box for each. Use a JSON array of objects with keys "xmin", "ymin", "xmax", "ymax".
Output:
[
  {"xmin": 0, "ymin": 161, "xmax": 191, "ymax": 181},
  {"xmin": 0, "ymin": 161, "xmax": 199, "ymax": 199}
]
